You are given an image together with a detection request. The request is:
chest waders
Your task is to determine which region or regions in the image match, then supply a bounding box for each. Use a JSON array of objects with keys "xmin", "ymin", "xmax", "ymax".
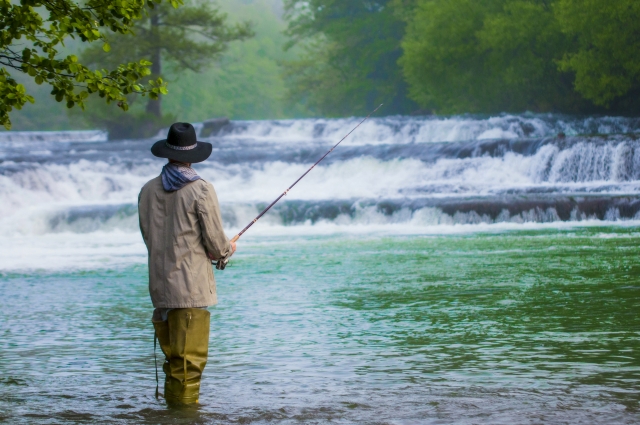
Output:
[{"xmin": 152, "ymin": 308, "xmax": 210, "ymax": 404}]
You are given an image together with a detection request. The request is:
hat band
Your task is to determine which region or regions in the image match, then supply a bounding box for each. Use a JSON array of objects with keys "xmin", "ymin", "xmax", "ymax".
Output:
[{"xmin": 165, "ymin": 141, "xmax": 197, "ymax": 151}]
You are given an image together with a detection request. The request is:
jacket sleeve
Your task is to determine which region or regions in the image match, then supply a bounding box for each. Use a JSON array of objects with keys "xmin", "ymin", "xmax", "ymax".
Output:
[
  {"xmin": 197, "ymin": 182, "xmax": 232, "ymax": 260},
  {"xmin": 138, "ymin": 189, "xmax": 149, "ymax": 249}
]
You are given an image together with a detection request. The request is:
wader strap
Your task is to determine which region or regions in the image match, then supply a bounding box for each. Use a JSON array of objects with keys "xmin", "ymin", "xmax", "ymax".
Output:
[
  {"xmin": 154, "ymin": 331, "xmax": 159, "ymax": 399},
  {"xmin": 183, "ymin": 312, "xmax": 192, "ymax": 391}
]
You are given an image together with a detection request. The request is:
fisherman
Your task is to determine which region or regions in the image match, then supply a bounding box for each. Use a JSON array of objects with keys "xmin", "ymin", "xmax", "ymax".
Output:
[{"xmin": 138, "ymin": 122, "xmax": 236, "ymax": 404}]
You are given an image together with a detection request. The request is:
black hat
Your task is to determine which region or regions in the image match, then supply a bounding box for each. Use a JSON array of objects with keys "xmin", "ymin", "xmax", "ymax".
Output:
[{"xmin": 151, "ymin": 122, "xmax": 212, "ymax": 163}]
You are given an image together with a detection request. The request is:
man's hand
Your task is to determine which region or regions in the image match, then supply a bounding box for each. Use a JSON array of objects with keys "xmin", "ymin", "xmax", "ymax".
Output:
[{"xmin": 206, "ymin": 241, "xmax": 237, "ymax": 261}]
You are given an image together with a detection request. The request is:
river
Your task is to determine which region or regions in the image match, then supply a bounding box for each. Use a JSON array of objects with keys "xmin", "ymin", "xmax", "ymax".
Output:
[{"xmin": 0, "ymin": 113, "xmax": 639, "ymax": 423}]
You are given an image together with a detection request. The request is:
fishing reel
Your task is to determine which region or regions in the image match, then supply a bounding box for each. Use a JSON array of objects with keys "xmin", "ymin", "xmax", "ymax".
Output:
[{"xmin": 215, "ymin": 258, "xmax": 229, "ymax": 270}]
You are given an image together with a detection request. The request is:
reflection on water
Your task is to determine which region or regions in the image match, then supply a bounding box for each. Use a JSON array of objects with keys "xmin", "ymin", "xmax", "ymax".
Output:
[{"xmin": 1, "ymin": 228, "xmax": 639, "ymax": 424}]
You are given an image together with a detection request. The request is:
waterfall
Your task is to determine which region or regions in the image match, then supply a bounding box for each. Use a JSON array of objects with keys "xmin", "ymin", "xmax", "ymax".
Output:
[{"xmin": 1, "ymin": 114, "xmax": 640, "ymax": 238}]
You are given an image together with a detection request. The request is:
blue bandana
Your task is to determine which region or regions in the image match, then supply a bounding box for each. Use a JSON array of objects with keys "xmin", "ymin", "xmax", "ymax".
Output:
[{"xmin": 161, "ymin": 162, "xmax": 201, "ymax": 192}]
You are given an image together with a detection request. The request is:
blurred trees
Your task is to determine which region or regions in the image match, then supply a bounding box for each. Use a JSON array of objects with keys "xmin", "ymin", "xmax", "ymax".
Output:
[
  {"xmin": 399, "ymin": 0, "xmax": 587, "ymax": 114},
  {"xmin": 159, "ymin": 0, "xmax": 309, "ymax": 123},
  {"xmin": 285, "ymin": 0, "xmax": 640, "ymax": 116},
  {"xmin": 283, "ymin": 0, "xmax": 417, "ymax": 116},
  {"xmin": 5, "ymin": 0, "xmax": 300, "ymax": 132},
  {"xmin": 5, "ymin": 0, "xmax": 640, "ymax": 131},
  {"xmin": 79, "ymin": 0, "xmax": 252, "ymax": 137},
  {"xmin": 0, "ymin": 0, "xmax": 171, "ymax": 129},
  {"xmin": 554, "ymin": 0, "xmax": 640, "ymax": 109}
]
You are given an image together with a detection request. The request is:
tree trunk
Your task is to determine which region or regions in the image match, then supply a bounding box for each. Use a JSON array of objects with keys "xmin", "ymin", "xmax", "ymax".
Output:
[{"xmin": 146, "ymin": 9, "xmax": 162, "ymax": 118}]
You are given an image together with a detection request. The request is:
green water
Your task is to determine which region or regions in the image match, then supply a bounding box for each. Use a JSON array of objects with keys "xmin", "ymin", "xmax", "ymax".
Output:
[{"xmin": 1, "ymin": 227, "xmax": 639, "ymax": 423}]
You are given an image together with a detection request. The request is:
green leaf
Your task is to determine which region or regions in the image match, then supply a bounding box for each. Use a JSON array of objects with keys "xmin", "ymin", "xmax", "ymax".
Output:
[{"xmin": 0, "ymin": 0, "xmax": 256, "ymax": 130}]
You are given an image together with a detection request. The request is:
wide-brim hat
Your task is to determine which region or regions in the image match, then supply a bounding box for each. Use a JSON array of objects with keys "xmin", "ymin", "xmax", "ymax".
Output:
[{"xmin": 151, "ymin": 122, "xmax": 212, "ymax": 163}]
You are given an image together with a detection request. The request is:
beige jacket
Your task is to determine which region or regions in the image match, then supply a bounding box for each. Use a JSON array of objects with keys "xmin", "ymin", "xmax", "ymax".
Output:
[{"xmin": 138, "ymin": 176, "xmax": 232, "ymax": 308}]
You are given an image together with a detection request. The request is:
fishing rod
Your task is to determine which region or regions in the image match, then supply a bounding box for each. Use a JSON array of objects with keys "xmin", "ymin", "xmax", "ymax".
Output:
[{"xmin": 215, "ymin": 103, "xmax": 384, "ymax": 270}]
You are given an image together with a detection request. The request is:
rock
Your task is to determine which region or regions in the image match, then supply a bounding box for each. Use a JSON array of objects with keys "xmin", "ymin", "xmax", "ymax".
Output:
[
  {"xmin": 410, "ymin": 109, "xmax": 435, "ymax": 116},
  {"xmin": 200, "ymin": 117, "xmax": 231, "ymax": 138}
]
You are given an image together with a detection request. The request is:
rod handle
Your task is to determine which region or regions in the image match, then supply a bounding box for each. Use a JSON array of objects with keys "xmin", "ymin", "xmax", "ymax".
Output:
[{"xmin": 231, "ymin": 234, "xmax": 240, "ymax": 243}]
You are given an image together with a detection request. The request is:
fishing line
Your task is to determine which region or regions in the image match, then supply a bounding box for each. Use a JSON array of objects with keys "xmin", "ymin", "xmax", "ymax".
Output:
[{"xmin": 215, "ymin": 103, "xmax": 384, "ymax": 270}]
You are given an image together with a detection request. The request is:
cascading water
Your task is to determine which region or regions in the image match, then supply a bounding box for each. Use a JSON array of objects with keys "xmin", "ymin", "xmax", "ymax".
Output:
[
  {"xmin": 0, "ymin": 129, "xmax": 108, "ymax": 143},
  {"xmin": 1, "ymin": 113, "xmax": 640, "ymax": 269}
]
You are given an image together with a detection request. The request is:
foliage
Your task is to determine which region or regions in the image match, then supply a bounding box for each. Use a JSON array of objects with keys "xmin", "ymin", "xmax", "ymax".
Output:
[
  {"xmin": 4, "ymin": 0, "xmax": 303, "ymax": 131},
  {"xmin": 136, "ymin": 0, "xmax": 309, "ymax": 122},
  {"xmin": 399, "ymin": 0, "xmax": 640, "ymax": 115},
  {"xmin": 476, "ymin": 0, "xmax": 583, "ymax": 112},
  {"xmin": 399, "ymin": 0, "xmax": 584, "ymax": 114},
  {"xmin": 81, "ymin": 0, "xmax": 252, "ymax": 118},
  {"xmin": 399, "ymin": 0, "xmax": 498, "ymax": 114},
  {"xmin": 283, "ymin": 0, "xmax": 417, "ymax": 117},
  {"xmin": 0, "ymin": 0, "xmax": 171, "ymax": 129},
  {"xmin": 554, "ymin": 0, "xmax": 640, "ymax": 107},
  {"xmin": 7, "ymin": 0, "xmax": 640, "ymax": 131}
]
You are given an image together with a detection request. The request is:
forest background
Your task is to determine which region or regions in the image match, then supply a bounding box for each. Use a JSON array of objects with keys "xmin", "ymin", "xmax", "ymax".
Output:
[{"xmin": 4, "ymin": 0, "xmax": 640, "ymax": 133}]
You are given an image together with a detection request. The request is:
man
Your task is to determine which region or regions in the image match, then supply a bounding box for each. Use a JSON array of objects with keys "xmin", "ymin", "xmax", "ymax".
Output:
[{"xmin": 138, "ymin": 122, "xmax": 236, "ymax": 404}]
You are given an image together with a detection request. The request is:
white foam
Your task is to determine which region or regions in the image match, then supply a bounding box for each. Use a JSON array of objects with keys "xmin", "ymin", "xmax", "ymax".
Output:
[
  {"xmin": 477, "ymin": 128, "xmax": 519, "ymax": 140},
  {"xmin": 2, "ymin": 219, "xmax": 639, "ymax": 272},
  {"xmin": 201, "ymin": 157, "xmax": 429, "ymax": 202},
  {"xmin": 236, "ymin": 218, "xmax": 640, "ymax": 239},
  {"xmin": 0, "ymin": 130, "xmax": 108, "ymax": 143},
  {"xmin": 0, "ymin": 160, "xmax": 155, "ymax": 229},
  {"xmin": 0, "ymin": 113, "xmax": 639, "ymax": 271},
  {"xmin": 0, "ymin": 231, "xmax": 146, "ymax": 271},
  {"xmin": 204, "ymin": 114, "xmax": 640, "ymax": 145},
  {"xmin": 1, "ymin": 143, "xmax": 639, "ymax": 238}
]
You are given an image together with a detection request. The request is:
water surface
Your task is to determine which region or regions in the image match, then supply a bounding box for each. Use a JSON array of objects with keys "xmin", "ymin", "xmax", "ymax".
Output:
[{"xmin": 2, "ymin": 227, "xmax": 639, "ymax": 424}]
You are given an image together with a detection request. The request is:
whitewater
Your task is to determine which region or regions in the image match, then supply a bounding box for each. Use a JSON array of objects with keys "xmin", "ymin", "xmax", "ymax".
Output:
[{"xmin": 1, "ymin": 112, "xmax": 640, "ymax": 270}]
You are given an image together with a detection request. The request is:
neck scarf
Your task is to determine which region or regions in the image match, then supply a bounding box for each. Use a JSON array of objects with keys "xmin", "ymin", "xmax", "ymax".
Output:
[{"xmin": 161, "ymin": 162, "xmax": 201, "ymax": 192}]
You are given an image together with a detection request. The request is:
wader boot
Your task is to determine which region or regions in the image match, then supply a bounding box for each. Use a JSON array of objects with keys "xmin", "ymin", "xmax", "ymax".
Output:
[
  {"xmin": 153, "ymin": 308, "xmax": 210, "ymax": 404},
  {"xmin": 152, "ymin": 316, "xmax": 171, "ymax": 398}
]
